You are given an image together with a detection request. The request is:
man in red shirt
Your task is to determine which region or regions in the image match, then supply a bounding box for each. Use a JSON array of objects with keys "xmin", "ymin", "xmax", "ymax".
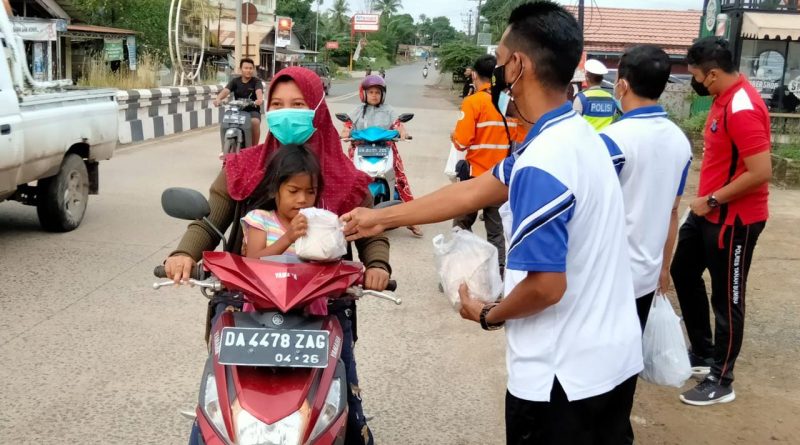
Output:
[{"xmin": 671, "ymin": 37, "xmax": 772, "ymax": 406}]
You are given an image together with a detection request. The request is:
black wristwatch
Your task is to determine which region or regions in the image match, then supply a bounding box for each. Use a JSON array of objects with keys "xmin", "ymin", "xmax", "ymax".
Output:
[
  {"xmin": 707, "ymin": 195, "xmax": 720, "ymax": 209},
  {"xmin": 480, "ymin": 303, "xmax": 504, "ymax": 331}
]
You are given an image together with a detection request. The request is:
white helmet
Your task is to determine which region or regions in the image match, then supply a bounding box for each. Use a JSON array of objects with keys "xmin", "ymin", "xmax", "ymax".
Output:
[{"xmin": 584, "ymin": 59, "xmax": 609, "ymax": 76}]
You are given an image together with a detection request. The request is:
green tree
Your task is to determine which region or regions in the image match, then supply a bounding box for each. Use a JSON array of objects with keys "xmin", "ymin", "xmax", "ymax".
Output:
[
  {"xmin": 374, "ymin": 0, "xmax": 403, "ymax": 17},
  {"xmin": 72, "ymin": 0, "xmax": 171, "ymax": 55},
  {"xmin": 480, "ymin": 0, "xmax": 529, "ymax": 42},
  {"xmin": 439, "ymin": 40, "xmax": 485, "ymax": 73},
  {"xmin": 329, "ymin": 0, "xmax": 351, "ymax": 34}
]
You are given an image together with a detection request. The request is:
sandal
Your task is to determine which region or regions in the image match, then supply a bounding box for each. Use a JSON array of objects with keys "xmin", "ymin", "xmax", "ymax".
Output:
[{"xmin": 407, "ymin": 225, "xmax": 424, "ymax": 238}]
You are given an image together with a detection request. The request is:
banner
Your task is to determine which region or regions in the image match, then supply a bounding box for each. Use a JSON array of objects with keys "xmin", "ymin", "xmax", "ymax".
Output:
[
  {"xmin": 104, "ymin": 38, "xmax": 124, "ymax": 62},
  {"xmin": 127, "ymin": 36, "xmax": 137, "ymax": 70},
  {"xmin": 326, "ymin": 41, "xmax": 339, "ymax": 50},
  {"xmin": 9, "ymin": 18, "xmax": 57, "ymax": 41},
  {"xmin": 276, "ymin": 16, "xmax": 292, "ymax": 48},
  {"xmin": 353, "ymin": 14, "xmax": 380, "ymax": 32}
]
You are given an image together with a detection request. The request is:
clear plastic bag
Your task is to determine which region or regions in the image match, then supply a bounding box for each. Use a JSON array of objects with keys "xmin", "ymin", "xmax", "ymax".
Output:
[
  {"xmin": 432, "ymin": 228, "xmax": 503, "ymax": 311},
  {"xmin": 294, "ymin": 208, "xmax": 347, "ymax": 262},
  {"xmin": 640, "ymin": 292, "xmax": 692, "ymax": 387},
  {"xmin": 444, "ymin": 143, "xmax": 466, "ymax": 181}
]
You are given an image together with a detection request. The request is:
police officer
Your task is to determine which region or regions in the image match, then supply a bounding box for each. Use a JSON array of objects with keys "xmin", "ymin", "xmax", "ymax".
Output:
[{"xmin": 573, "ymin": 59, "xmax": 619, "ymax": 131}]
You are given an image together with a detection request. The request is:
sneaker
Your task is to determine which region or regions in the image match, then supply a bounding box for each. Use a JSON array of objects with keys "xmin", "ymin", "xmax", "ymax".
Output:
[
  {"xmin": 688, "ymin": 351, "xmax": 714, "ymax": 377},
  {"xmin": 679, "ymin": 375, "xmax": 735, "ymax": 406}
]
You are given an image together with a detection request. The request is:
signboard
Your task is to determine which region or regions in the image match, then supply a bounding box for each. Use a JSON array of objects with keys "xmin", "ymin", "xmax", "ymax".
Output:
[
  {"xmin": 32, "ymin": 42, "xmax": 46, "ymax": 81},
  {"xmin": 477, "ymin": 32, "xmax": 492, "ymax": 47},
  {"xmin": 127, "ymin": 36, "xmax": 137, "ymax": 70},
  {"xmin": 353, "ymin": 14, "xmax": 380, "ymax": 32},
  {"xmin": 789, "ymin": 76, "xmax": 800, "ymax": 95},
  {"xmin": 325, "ymin": 41, "xmax": 339, "ymax": 50},
  {"xmin": 715, "ymin": 13, "xmax": 730, "ymax": 40},
  {"xmin": 701, "ymin": 0, "xmax": 720, "ymax": 38},
  {"xmin": 276, "ymin": 16, "xmax": 293, "ymax": 48},
  {"xmin": 9, "ymin": 18, "xmax": 57, "ymax": 41},
  {"xmin": 104, "ymin": 38, "xmax": 124, "ymax": 62}
]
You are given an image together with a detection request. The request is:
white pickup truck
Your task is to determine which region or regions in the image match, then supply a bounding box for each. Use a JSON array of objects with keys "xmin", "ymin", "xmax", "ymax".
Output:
[{"xmin": 0, "ymin": 11, "xmax": 117, "ymax": 232}]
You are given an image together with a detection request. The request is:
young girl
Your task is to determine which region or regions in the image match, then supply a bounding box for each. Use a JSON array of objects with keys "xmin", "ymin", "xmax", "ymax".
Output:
[{"xmin": 241, "ymin": 144, "xmax": 321, "ymax": 259}]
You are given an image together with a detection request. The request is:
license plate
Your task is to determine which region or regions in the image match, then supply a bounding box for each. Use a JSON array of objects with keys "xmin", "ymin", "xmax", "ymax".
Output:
[
  {"xmin": 223, "ymin": 115, "xmax": 247, "ymax": 125},
  {"xmin": 218, "ymin": 328, "xmax": 329, "ymax": 368},
  {"xmin": 357, "ymin": 146, "xmax": 390, "ymax": 157}
]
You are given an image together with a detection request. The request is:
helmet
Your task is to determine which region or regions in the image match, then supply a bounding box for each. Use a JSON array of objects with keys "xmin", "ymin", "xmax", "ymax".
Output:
[
  {"xmin": 584, "ymin": 59, "xmax": 609, "ymax": 76},
  {"xmin": 360, "ymin": 74, "xmax": 387, "ymax": 104}
]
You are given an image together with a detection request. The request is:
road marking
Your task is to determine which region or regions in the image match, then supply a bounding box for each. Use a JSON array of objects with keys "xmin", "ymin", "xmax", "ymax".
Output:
[{"xmin": 327, "ymin": 91, "xmax": 359, "ymax": 102}]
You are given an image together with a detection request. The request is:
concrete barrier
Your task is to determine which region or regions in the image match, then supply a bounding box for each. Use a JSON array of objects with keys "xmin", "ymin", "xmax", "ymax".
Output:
[{"xmin": 116, "ymin": 85, "xmax": 225, "ymax": 144}]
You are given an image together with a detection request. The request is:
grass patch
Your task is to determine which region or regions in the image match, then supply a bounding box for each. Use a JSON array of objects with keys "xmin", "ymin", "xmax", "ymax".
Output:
[
  {"xmin": 774, "ymin": 144, "xmax": 800, "ymax": 161},
  {"xmin": 678, "ymin": 110, "xmax": 708, "ymax": 135},
  {"xmin": 77, "ymin": 51, "xmax": 162, "ymax": 89}
]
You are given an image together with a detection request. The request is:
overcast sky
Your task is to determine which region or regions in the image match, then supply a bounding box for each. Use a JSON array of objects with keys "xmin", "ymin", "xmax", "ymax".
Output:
[{"xmin": 317, "ymin": 0, "xmax": 703, "ymax": 33}]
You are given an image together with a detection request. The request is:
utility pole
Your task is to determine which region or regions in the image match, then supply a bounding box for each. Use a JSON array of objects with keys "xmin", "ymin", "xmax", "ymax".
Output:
[
  {"xmin": 235, "ymin": 0, "xmax": 242, "ymax": 68},
  {"xmin": 475, "ymin": 0, "xmax": 482, "ymax": 42},
  {"xmin": 467, "ymin": 10, "xmax": 473, "ymax": 39},
  {"xmin": 578, "ymin": 0, "xmax": 585, "ymax": 34},
  {"xmin": 314, "ymin": 0, "xmax": 320, "ymax": 62}
]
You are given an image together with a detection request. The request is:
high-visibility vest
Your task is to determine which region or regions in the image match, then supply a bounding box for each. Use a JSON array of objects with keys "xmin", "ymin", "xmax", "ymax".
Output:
[
  {"xmin": 576, "ymin": 87, "xmax": 617, "ymax": 131},
  {"xmin": 452, "ymin": 85, "xmax": 524, "ymax": 177}
]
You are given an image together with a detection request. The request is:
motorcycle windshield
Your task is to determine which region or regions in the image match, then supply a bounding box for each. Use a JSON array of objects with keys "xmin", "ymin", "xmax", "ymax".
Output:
[
  {"xmin": 202, "ymin": 252, "xmax": 363, "ymax": 312},
  {"xmin": 351, "ymin": 127, "xmax": 399, "ymax": 143}
]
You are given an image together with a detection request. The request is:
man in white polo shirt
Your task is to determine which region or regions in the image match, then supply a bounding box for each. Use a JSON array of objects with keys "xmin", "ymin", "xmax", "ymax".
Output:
[
  {"xmin": 600, "ymin": 44, "xmax": 693, "ymax": 445},
  {"xmin": 600, "ymin": 44, "xmax": 693, "ymax": 328},
  {"xmin": 341, "ymin": 3, "xmax": 643, "ymax": 443}
]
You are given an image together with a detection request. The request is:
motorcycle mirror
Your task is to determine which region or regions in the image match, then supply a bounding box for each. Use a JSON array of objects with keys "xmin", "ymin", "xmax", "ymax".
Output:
[
  {"xmin": 397, "ymin": 113, "xmax": 414, "ymax": 123},
  {"xmin": 161, "ymin": 187, "xmax": 211, "ymax": 221},
  {"xmin": 335, "ymin": 113, "xmax": 351, "ymax": 123}
]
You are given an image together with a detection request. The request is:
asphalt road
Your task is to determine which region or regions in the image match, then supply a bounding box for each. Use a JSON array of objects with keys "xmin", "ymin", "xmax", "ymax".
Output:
[{"xmin": 0, "ymin": 61, "xmax": 508, "ymax": 444}]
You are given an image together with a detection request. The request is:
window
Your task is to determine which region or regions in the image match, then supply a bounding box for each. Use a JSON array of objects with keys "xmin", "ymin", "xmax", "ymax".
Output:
[{"xmin": 739, "ymin": 39, "xmax": 787, "ymax": 97}]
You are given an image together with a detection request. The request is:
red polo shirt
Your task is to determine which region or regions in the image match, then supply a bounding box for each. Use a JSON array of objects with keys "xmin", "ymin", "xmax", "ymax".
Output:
[{"xmin": 699, "ymin": 75, "xmax": 770, "ymax": 225}]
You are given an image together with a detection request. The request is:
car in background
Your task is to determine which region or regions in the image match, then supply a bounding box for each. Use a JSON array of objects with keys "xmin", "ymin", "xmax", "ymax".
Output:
[{"xmin": 300, "ymin": 62, "xmax": 332, "ymax": 95}]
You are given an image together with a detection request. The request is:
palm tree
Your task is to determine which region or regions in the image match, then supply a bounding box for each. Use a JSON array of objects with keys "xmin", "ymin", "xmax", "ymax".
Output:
[
  {"xmin": 374, "ymin": 0, "xmax": 402, "ymax": 16},
  {"xmin": 329, "ymin": 0, "xmax": 350, "ymax": 34}
]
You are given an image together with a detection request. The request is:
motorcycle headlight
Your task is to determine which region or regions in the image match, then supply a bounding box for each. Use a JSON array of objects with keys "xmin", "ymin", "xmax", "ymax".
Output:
[
  {"xmin": 202, "ymin": 374, "xmax": 231, "ymax": 442},
  {"xmin": 309, "ymin": 378, "xmax": 346, "ymax": 441},
  {"xmin": 236, "ymin": 406, "xmax": 308, "ymax": 445}
]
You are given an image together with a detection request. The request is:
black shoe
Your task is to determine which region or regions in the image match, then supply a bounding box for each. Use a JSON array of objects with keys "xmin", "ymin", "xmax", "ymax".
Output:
[
  {"xmin": 680, "ymin": 375, "xmax": 735, "ymax": 406},
  {"xmin": 688, "ymin": 351, "xmax": 714, "ymax": 377}
]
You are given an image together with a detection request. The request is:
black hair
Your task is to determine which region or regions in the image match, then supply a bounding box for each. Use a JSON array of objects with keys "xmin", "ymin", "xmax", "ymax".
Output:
[
  {"xmin": 240, "ymin": 58, "xmax": 255, "ymax": 68},
  {"xmin": 686, "ymin": 37, "xmax": 735, "ymax": 74},
  {"xmin": 473, "ymin": 54, "xmax": 496, "ymax": 80},
  {"xmin": 505, "ymin": 1, "xmax": 583, "ymax": 89},
  {"xmin": 586, "ymin": 73, "xmax": 604, "ymax": 85},
  {"xmin": 249, "ymin": 144, "xmax": 323, "ymax": 211},
  {"xmin": 618, "ymin": 45, "xmax": 671, "ymax": 100}
]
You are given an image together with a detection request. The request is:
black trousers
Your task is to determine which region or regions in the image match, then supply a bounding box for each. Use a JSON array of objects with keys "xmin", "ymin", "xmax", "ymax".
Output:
[
  {"xmin": 505, "ymin": 375, "xmax": 637, "ymax": 445},
  {"xmin": 454, "ymin": 204, "xmax": 506, "ymax": 273},
  {"xmin": 670, "ymin": 212, "xmax": 764, "ymax": 386}
]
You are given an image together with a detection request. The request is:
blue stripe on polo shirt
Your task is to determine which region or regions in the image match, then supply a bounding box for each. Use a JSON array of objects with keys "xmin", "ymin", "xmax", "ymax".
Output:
[
  {"xmin": 507, "ymin": 166, "xmax": 575, "ymax": 273},
  {"xmin": 677, "ymin": 159, "xmax": 691, "ymax": 196},
  {"xmin": 618, "ymin": 105, "xmax": 668, "ymax": 121},
  {"xmin": 599, "ymin": 133, "xmax": 626, "ymax": 176}
]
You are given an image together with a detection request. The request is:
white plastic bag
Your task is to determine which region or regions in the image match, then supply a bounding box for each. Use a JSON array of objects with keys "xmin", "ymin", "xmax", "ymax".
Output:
[
  {"xmin": 640, "ymin": 293, "xmax": 692, "ymax": 387},
  {"xmin": 444, "ymin": 143, "xmax": 466, "ymax": 181},
  {"xmin": 432, "ymin": 228, "xmax": 503, "ymax": 311},
  {"xmin": 294, "ymin": 208, "xmax": 347, "ymax": 261}
]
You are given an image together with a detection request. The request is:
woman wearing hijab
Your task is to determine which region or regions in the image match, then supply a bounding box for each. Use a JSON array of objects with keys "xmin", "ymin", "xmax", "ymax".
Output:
[{"xmin": 166, "ymin": 67, "xmax": 385, "ymax": 445}]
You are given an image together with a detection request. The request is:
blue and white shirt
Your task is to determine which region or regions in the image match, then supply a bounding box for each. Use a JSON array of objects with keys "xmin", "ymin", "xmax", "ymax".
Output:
[
  {"xmin": 600, "ymin": 105, "xmax": 692, "ymax": 298},
  {"xmin": 493, "ymin": 103, "xmax": 643, "ymax": 402}
]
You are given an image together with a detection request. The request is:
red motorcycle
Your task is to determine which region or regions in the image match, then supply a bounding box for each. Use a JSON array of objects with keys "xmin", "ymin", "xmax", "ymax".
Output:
[{"xmin": 154, "ymin": 188, "xmax": 400, "ymax": 445}]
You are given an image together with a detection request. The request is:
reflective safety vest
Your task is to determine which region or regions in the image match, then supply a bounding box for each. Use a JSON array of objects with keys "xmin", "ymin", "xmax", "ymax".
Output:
[
  {"xmin": 452, "ymin": 84, "xmax": 524, "ymax": 177},
  {"xmin": 576, "ymin": 87, "xmax": 617, "ymax": 131}
]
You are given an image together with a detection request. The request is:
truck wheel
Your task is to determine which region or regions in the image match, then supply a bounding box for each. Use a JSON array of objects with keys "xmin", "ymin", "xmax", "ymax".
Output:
[{"xmin": 36, "ymin": 154, "xmax": 89, "ymax": 232}]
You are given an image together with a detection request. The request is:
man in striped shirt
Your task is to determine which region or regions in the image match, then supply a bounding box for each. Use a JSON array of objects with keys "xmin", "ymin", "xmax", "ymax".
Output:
[{"xmin": 451, "ymin": 54, "xmax": 523, "ymax": 275}]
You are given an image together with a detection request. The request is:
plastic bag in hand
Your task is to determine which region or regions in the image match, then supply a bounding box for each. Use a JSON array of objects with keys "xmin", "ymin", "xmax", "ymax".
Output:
[
  {"xmin": 432, "ymin": 228, "xmax": 503, "ymax": 311},
  {"xmin": 295, "ymin": 208, "xmax": 347, "ymax": 262},
  {"xmin": 640, "ymin": 292, "xmax": 692, "ymax": 387}
]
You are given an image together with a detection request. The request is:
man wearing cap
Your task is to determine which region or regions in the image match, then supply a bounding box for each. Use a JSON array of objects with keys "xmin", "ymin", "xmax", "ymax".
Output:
[{"xmin": 574, "ymin": 59, "xmax": 619, "ymax": 131}]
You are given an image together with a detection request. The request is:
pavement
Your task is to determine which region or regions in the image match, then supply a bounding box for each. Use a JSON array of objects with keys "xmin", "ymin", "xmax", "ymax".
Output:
[{"xmin": 0, "ymin": 61, "xmax": 507, "ymax": 444}]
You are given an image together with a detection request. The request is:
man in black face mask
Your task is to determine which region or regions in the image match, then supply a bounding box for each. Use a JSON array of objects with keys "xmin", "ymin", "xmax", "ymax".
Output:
[
  {"xmin": 342, "ymin": 2, "xmax": 643, "ymax": 443},
  {"xmin": 672, "ymin": 36, "xmax": 772, "ymax": 407}
]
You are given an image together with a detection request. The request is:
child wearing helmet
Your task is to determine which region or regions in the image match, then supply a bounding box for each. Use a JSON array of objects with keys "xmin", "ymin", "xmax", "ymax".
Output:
[{"xmin": 341, "ymin": 75, "xmax": 422, "ymax": 237}]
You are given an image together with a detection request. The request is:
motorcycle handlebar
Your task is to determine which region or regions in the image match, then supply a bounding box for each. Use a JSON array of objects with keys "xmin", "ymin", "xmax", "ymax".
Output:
[
  {"xmin": 386, "ymin": 280, "xmax": 397, "ymax": 292},
  {"xmin": 153, "ymin": 264, "xmax": 207, "ymax": 280}
]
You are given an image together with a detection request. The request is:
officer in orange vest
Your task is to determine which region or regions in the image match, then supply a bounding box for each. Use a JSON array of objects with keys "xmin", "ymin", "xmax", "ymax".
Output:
[{"xmin": 451, "ymin": 54, "xmax": 524, "ymax": 276}]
